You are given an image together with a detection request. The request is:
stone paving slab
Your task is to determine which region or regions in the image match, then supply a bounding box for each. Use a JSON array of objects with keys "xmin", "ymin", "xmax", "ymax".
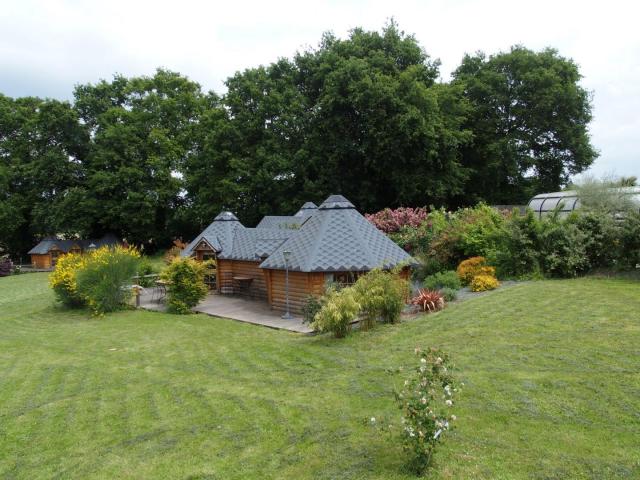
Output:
[
  {"xmin": 139, "ymin": 290, "xmax": 313, "ymax": 333},
  {"xmin": 193, "ymin": 294, "xmax": 313, "ymax": 334}
]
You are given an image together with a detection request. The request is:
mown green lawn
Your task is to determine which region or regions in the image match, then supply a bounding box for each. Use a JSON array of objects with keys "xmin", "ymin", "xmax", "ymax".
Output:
[{"xmin": 0, "ymin": 273, "xmax": 638, "ymax": 479}]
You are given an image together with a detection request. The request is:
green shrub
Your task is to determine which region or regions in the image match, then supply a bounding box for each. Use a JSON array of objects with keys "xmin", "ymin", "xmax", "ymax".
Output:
[
  {"xmin": 440, "ymin": 287, "xmax": 458, "ymax": 302},
  {"xmin": 389, "ymin": 209, "xmax": 448, "ymax": 255},
  {"xmin": 354, "ymin": 269, "xmax": 409, "ymax": 328},
  {"xmin": 161, "ymin": 257, "xmax": 208, "ymax": 314},
  {"xmin": 619, "ymin": 212, "xmax": 640, "ymax": 269},
  {"xmin": 311, "ymin": 286, "xmax": 360, "ymax": 338},
  {"xmin": 75, "ymin": 246, "xmax": 141, "ymax": 315},
  {"xmin": 572, "ymin": 211, "xmax": 621, "ymax": 269},
  {"xmin": 302, "ymin": 294, "xmax": 323, "ymax": 324},
  {"xmin": 394, "ymin": 347, "xmax": 460, "ymax": 474},
  {"xmin": 428, "ymin": 204, "xmax": 505, "ymax": 268},
  {"xmin": 491, "ymin": 209, "xmax": 542, "ymax": 278},
  {"xmin": 539, "ymin": 215, "xmax": 590, "ymax": 277},
  {"xmin": 136, "ymin": 258, "xmax": 156, "ymax": 287},
  {"xmin": 423, "ymin": 270, "xmax": 461, "ymax": 291},
  {"xmin": 455, "ymin": 204, "xmax": 506, "ymax": 259},
  {"xmin": 411, "ymin": 256, "xmax": 448, "ymax": 282}
]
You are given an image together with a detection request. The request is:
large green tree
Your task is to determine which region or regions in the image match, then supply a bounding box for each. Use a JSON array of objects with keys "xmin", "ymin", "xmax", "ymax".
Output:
[
  {"xmin": 185, "ymin": 59, "xmax": 306, "ymax": 227},
  {"xmin": 0, "ymin": 94, "xmax": 87, "ymax": 256},
  {"xmin": 188, "ymin": 23, "xmax": 472, "ymax": 223},
  {"xmin": 295, "ymin": 26, "xmax": 471, "ymax": 212},
  {"xmin": 452, "ymin": 46, "xmax": 597, "ymax": 204},
  {"xmin": 73, "ymin": 69, "xmax": 208, "ymax": 247}
]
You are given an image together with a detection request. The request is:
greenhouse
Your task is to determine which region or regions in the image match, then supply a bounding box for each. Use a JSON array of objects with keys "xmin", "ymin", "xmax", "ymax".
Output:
[{"xmin": 527, "ymin": 187, "xmax": 640, "ymax": 219}]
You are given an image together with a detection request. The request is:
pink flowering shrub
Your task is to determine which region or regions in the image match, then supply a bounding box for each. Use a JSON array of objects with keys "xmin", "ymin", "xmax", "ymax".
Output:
[
  {"xmin": 365, "ymin": 207, "xmax": 428, "ymax": 234},
  {"xmin": 395, "ymin": 347, "xmax": 460, "ymax": 473}
]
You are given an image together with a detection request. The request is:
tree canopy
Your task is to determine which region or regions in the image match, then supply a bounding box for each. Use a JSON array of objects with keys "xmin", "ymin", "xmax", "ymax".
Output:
[
  {"xmin": 0, "ymin": 24, "xmax": 598, "ymax": 257},
  {"xmin": 452, "ymin": 46, "xmax": 597, "ymax": 204}
]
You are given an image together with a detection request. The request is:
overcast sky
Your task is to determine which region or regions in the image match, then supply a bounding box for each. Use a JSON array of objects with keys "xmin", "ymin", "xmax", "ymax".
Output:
[{"xmin": 1, "ymin": 0, "xmax": 638, "ymax": 178}]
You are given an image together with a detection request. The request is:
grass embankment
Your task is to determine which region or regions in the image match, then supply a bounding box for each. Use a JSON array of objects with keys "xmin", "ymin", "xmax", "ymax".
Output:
[{"xmin": 0, "ymin": 273, "xmax": 638, "ymax": 479}]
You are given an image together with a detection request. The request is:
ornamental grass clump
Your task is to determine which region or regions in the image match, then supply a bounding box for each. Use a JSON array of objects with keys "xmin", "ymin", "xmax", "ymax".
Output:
[
  {"xmin": 49, "ymin": 252, "xmax": 87, "ymax": 307},
  {"xmin": 353, "ymin": 268, "xmax": 409, "ymax": 328},
  {"xmin": 161, "ymin": 257, "xmax": 209, "ymax": 314},
  {"xmin": 411, "ymin": 289, "xmax": 445, "ymax": 313},
  {"xmin": 75, "ymin": 246, "xmax": 141, "ymax": 315},
  {"xmin": 311, "ymin": 286, "xmax": 360, "ymax": 338}
]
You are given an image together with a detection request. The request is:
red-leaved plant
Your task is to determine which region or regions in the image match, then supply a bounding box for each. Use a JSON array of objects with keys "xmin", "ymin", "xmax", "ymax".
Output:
[
  {"xmin": 365, "ymin": 207, "xmax": 428, "ymax": 233},
  {"xmin": 411, "ymin": 289, "xmax": 445, "ymax": 312}
]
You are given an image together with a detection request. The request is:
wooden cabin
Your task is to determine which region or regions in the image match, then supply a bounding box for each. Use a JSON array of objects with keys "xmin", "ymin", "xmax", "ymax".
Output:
[
  {"xmin": 28, "ymin": 235, "xmax": 119, "ymax": 269},
  {"xmin": 182, "ymin": 195, "xmax": 415, "ymax": 314}
]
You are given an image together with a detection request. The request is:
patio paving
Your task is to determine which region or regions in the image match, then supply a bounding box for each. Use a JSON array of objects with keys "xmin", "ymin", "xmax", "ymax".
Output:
[
  {"xmin": 138, "ymin": 289, "xmax": 313, "ymax": 334},
  {"xmin": 193, "ymin": 294, "xmax": 313, "ymax": 334}
]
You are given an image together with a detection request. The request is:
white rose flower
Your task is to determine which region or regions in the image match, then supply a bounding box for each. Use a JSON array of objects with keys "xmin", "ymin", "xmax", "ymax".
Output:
[{"xmin": 445, "ymin": 399, "xmax": 453, "ymax": 406}]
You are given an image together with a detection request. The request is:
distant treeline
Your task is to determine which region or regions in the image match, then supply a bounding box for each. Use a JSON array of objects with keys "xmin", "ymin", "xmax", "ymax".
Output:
[{"xmin": 0, "ymin": 22, "xmax": 597, "ymax": 256}]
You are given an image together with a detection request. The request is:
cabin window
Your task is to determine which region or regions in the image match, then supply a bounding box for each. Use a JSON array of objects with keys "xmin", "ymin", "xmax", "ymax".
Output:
[{"xmin": 330, "ymin": 271, "xmax": 362, "ymax": 286}]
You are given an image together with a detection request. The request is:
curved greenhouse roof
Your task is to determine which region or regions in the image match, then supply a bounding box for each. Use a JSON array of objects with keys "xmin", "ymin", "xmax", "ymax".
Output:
[{"xmin": 528, "ymin": 187, "xmax": 640, "ymax": 218}]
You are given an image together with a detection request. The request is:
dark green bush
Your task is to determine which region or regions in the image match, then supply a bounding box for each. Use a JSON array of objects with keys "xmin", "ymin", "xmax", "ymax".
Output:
[
  {"xmin": 491, "ymin": 209, "xmax": 542, "ymax": 278},
  {"xmin": 392, "ymin": 201, "xmax": 638, "ymax": 281},
  {"xmin": 440, "ymin": 287, "xmax": 458, "ymax": 302},
  {"xmin": 302, "ymin": 294, "xmax": 323, "ymax": 324},
  {"xmin": 161, "ymin": 257, "xmax": 208, "ymax": 314},
  {"xmin": 136, "ymin": 258, "xmax": 156, "ymax": 287},
  {"xmin": 423, "ymin": 271, "xmax": 461, "ymax": 291},
  {"xmin": 539, "ymin": 215, "xmax": 590, "ymax": 277},
  {"xmin": 572, "ymin": 212, "xmax": 620, "ymax": 269},
  {"xmin": 619, "ymin": 212, "xmax": 640, "ymax": 269},
  {"xmin": 412, "ymin": 256, "xmax": 448, "ymax": 282}
]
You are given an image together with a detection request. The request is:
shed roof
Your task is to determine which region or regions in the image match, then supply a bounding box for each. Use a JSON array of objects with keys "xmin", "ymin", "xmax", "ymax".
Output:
[
  {"xmin": 28, "ymin": 234, "xmax": 119, "ymax": 255},
  {"xmin": 259, "ymin": 194, "xmax": 415, "ymax": 272}
]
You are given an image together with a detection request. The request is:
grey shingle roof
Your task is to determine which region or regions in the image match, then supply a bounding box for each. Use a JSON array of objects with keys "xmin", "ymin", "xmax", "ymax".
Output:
[
  {"xmin": 219, "ymin": 228, "xmax": 292, "ymax": 261},
  {"xmin": 294, "ymin": 202, "xmax": 317, "ymax": 217},
  {"xmin": 182, "ymin": 212, "xmax": 244, "ymax": 257},
  {"xmin": 259, "ymin": 194, "xmax": 415, "ymax": 272},
  {"xmin": 28, "ymin": 235, "xmax": 119, "ymax": 255},
  {"xmin": 255, "ymin": 216, "xmax": 306, "ymax": 230}
]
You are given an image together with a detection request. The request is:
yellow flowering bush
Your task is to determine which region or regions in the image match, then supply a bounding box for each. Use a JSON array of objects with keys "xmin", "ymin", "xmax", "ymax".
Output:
[
  {"xmin": 49, "ymin": 253, "xmax": 87, "ymax": 307},
  {"xmin": 75, "ymin": 245, "xmax": 141, "ymax": 316},
  {"xmin": 470, "ymin": 274, "xmax": 499, "ymax": 292},
  {"xmin": 456, "ymin": 257, "xmax": 495, "ymax": 285}
]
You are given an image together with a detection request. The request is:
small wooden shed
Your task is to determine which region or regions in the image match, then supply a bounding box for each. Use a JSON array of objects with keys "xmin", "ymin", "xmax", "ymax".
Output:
[{"xmin": 28, "ymin": 234, "xmax": 119, "ymax": 269}]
